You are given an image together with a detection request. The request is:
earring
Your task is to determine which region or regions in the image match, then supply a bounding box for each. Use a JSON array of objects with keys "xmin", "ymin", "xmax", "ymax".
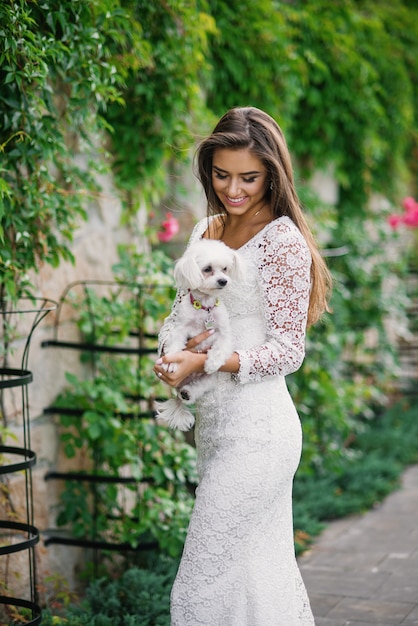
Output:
[{"xmin": 270, "ymin": 181, "xmax": 273, "ymax": 191}]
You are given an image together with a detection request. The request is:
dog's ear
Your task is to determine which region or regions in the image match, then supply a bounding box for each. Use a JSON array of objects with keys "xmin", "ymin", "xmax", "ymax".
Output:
[
  {"xmin": 174, "ymin": 251, "xmax": 203, "ymax": 290},
  {"xmin": 229, "ymin": 250, "xmax": 247, "ymax": 283}
]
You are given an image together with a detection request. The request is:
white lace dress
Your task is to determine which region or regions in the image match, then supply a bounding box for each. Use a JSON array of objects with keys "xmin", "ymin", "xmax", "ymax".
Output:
[{"xmin": 159, "ymin": 216, "xmax": 315, "ymax": 625}]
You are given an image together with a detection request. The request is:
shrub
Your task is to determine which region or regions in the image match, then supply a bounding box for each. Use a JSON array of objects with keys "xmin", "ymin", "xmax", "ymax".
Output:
[{"xmin": 42, "ymin": 556, "xmax": 177, "ymax": 625}]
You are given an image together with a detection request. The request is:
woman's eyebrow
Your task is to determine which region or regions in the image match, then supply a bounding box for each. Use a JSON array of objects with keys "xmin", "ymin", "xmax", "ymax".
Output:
[{"xmin": 212, "ymin": 165, "xmax": 262, "ymax": 175}]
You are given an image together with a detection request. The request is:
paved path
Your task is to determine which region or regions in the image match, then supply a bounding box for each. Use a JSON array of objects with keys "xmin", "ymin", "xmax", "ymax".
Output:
[{"xmin": 299, "ymin": 464, "xmax": 418, "ymax": 625}]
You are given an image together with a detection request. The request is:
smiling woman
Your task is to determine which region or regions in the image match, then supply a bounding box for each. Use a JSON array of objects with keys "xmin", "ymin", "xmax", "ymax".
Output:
[
  {"xmin": 156, "ymin": 106, "xmax": 332, "ymax": 625},
  {"xmin": 209, "ymin": 148, "xmax": 271, "ymax": 248}
]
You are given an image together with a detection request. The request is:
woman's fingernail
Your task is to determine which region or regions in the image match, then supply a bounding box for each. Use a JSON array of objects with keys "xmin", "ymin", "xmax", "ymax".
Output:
[
  {"xmin": 156, "ymin": 358, "xmax": 163, "ymax": 365},
  {"xmin": 208, "ymin": 329, "xmax": 215, "ymax": 335}
]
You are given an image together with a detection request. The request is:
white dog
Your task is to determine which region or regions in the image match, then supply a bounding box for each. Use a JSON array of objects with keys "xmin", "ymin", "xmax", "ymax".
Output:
[{"xmin": 155, "ymin": 238, "xmax": 246, "ymax": 431}]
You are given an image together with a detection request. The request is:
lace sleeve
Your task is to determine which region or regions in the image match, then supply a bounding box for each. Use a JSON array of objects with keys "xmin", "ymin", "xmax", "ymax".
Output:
[{"xmin": 235, "ymin": 221, "xmax": 311, "ymax": 383}]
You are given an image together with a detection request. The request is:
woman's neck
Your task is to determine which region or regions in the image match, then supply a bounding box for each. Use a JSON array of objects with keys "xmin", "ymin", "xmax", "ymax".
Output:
[
  {"xmin": 220, "ymin": 204, "xmax": 273, "ymax": 249},
  {"xmin": 225, "ymin": 203, "xmax": 268, "ymax": 229}
]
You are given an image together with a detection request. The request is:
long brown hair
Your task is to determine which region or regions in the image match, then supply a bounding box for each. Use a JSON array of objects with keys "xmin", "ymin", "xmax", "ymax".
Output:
[{"xmin": 195, "ymin": 106, "xmax": 332, "ymax": 326}]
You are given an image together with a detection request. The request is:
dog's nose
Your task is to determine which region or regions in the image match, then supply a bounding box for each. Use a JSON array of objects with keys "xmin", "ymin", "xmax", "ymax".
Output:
[{"xmin": 217, "ymin": 278, "xmax": 228, "ymax": 287}]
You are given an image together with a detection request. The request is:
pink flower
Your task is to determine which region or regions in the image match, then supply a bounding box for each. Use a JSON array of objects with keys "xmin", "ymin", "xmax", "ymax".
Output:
[
  {"xmin": 157, "ymin": 212, "xmax": 180, "ymax": 242},
  {"xmin": 403, "ymin": 197, "xmax": 418, "ymax": 228},
  {"xmin": 387, "ymin": 197, "xmax": 418, "ymax": 230},
  {"xmin": 387, "ymin": 214, "xmax": 403, "ymax": 230},
  {"xmin": 402, "ymin": 196, "xmax": 417, "ymax": 212}
]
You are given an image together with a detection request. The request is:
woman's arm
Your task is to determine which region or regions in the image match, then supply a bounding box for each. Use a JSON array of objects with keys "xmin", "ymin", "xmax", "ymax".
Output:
[{"xmin": 234, "ymin": 220, "xmax": 311, "ymax": 384}]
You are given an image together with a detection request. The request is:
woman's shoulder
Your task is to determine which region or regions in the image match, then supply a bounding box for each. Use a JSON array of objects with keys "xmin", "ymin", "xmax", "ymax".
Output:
[{"xmin": 262, "ymin": 216, "xmax": 308, "ymax": 247}]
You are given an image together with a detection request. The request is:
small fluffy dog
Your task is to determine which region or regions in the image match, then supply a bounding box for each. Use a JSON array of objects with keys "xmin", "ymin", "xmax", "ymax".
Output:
[{"xmin": 155, "ymin": 238, "xmax": 246, "ymax": 431}]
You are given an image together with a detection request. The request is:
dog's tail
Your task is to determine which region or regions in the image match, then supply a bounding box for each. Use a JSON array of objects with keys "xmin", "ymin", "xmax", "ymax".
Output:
[{"xmin": 154, "ymin": 397, "xmax": 195, "ymax": 432}]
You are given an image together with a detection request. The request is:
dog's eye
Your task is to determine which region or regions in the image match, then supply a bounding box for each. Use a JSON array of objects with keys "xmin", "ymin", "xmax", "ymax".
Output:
[
  {"xmin": 223, "ymin": 267, "xmax": 228, "ymax": 272},
  {"xmin": 203, "ymin": 265, "xmax": 212, "ymax": 273}
]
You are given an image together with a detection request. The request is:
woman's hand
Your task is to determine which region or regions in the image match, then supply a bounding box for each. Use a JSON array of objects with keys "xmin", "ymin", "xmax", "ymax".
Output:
[
  {"xmin": 154, "ymin": 350, "xmax": 206, "ymax": 388},
  {"xmin": 154, "ymin": 329, "xmax": 213, "ymax": 387},
  {"xmin": 185, "ymin": 328, "xmax": 214, "ymax": 352}
]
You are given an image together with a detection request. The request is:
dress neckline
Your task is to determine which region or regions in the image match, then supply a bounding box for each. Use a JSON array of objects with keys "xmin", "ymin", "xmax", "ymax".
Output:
[{"xmin": 200, "ymin": 215, "xmax": 289, "ymax": 250}]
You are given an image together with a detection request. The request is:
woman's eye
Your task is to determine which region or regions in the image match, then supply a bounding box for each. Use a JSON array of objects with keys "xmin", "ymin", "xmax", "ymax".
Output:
[
  {"xmin": 243, "ymin": 177, "xmax": 256, "ymax": 183},
  {"xmin": 214, "ymin": 172, "xmax": 227, "ymax": 180}
]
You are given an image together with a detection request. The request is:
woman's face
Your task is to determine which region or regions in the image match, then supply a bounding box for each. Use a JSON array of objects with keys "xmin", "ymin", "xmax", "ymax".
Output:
[{"xmin": 211, "ymin": 148, "xmax": 269, "ymax": 217}]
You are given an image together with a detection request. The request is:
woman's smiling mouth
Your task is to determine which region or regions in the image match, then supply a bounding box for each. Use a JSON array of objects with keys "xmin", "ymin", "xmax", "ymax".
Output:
[{"xmin": 225, "ymin": 195, "xmax": 247, "ymax": 205}]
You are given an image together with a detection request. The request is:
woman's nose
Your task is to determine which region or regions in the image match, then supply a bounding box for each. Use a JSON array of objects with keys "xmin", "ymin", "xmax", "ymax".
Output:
[{"xmin": 227, "ymin": 179, "xmax": 241, "ymax": 196}]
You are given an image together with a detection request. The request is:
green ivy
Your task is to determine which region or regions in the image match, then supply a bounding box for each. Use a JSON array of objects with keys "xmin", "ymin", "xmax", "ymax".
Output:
[
  {"xmin": 203, "ymin": 0, "xmax": 303, "ymax": 126},
  {"xmin": 204, "ymin": 0, "xmax": 417, "ymax": 207},
  {"xmin": 104, "ymin": 1, "xmax": 216, "ymax": 197},
  {"xmin": 0, "ymin": 0, "xmax": 148, "ymax": 303}
]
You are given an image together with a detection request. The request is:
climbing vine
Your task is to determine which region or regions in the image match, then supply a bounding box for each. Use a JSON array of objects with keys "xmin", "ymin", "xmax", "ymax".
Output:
[
  {"xmin": 205, "ymin": 0, "xmax": 417, "ymax": 209},
  {"xmin": 104, "ymin": 1, "xmax": 215, "ymax": 197},
  {"xmin": 0, "ymin": 0, "xmax": 150, "ymax": 304}
]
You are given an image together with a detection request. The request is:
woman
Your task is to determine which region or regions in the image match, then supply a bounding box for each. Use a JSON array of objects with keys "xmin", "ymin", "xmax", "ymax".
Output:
[{"xmin": 154, "ymin": 106, "xmax": 331, "ymax": 625}]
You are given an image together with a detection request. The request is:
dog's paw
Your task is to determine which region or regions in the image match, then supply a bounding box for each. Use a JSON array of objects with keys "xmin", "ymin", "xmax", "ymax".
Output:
[
  {"xmin": 204, "ymin": 355, "xmax": 224, "ymax": 375},
  {"xmin": 179, "ymin": 385, "xmax": 194, "ymax": 404}
]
